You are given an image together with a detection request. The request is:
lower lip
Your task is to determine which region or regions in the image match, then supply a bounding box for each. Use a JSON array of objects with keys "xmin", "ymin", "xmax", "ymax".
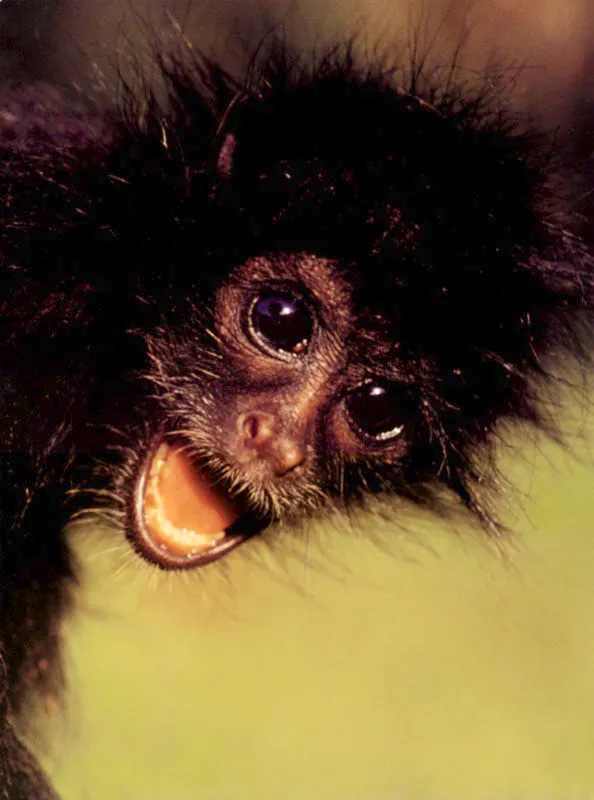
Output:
[{"xmin": 129, "ymin": 437, "xmax": 256, "ymax": 570}]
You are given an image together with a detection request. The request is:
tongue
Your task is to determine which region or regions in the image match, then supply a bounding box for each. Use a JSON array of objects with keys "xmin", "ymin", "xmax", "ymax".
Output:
[{"xmin": 143, "ymin": 442, "xmax": 242, "ymax": 556}]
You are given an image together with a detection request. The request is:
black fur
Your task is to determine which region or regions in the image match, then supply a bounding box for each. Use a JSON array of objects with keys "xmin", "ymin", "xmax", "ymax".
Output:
[{"xmin": 0, "ymin": 45, "xmax": 591, "ymax": 797}]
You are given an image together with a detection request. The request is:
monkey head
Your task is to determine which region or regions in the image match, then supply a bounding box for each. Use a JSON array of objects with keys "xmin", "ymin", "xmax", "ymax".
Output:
[{"xmin": 3, "ymin": 49, "xmax": 591, "ymax": 571}]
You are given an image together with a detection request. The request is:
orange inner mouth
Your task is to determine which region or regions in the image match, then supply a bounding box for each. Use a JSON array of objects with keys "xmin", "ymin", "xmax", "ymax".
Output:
[{"xmin": 143, "ymin": 442, "xmax": 242, "ymax": 557}]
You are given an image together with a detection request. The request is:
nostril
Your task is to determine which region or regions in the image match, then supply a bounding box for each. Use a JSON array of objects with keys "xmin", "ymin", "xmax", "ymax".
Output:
[
  {"xmin": 240, "ymin": 412, "xmax": 275, "ymax": 448},
  {"xmin": 242, "ymin": 414, "xmax": 260, "ymax": 441}
]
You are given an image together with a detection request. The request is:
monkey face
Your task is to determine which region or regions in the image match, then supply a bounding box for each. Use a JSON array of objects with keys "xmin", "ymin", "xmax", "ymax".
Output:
[{"xmin": 127, "ymin": 252, "xmax": 420, "ymax": 569}]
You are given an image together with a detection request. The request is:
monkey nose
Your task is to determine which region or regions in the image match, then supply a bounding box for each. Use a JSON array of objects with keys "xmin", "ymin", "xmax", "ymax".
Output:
[
  {"xmin": 271, "ymin": 438, "xmax": 307, "ymax": 475},
  {"xmin": 239, "ymin": 412, "xmax": 306, "ymax": 476}
]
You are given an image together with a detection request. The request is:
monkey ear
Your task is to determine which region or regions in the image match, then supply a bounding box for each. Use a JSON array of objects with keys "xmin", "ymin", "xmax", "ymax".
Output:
[{"xmin": 215, "ymin": 132, "xmax": 237, "ymax": 179}]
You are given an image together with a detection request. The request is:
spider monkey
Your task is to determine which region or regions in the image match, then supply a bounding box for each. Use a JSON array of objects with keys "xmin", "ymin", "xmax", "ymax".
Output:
[{"xmin": 0, "ymin": 41, "xmax": 591, "ymax": 798}]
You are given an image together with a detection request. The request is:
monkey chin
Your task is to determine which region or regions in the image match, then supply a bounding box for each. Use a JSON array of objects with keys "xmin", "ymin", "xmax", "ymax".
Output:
[{"xmin": 131, "ymin": 438, "xmax": 263, "ymax": 570}]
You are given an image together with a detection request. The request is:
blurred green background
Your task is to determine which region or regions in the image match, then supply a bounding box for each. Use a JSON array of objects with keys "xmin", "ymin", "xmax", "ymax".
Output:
[{"xmin": 41, "ymin": 404, "xmax": 594, "ymax": 800}]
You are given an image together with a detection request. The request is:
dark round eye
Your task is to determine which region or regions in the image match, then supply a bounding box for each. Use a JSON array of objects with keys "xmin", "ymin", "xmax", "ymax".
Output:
[
  {"xmin": 249, "ymin": 292, "xmax": 313, "ymax": 355},
  {"xmin": 345, "ymin": 381, "xmax": 415, "ymax": 441}
]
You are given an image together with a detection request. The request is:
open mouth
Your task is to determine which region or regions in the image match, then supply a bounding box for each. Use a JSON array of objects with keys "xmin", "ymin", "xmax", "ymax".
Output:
[{"xmin": 131, "ymin": 437, "xmax": 264, "ymax": 569}]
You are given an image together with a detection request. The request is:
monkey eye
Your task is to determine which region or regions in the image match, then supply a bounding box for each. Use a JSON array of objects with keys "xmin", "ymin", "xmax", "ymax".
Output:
[
  {"xmin": 249, "ymin": 291, "xmax": 313, "ymax": 355},
  {"xmin": 345, "ymin": 381, "xmax": 415, "ymax": 442}
]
